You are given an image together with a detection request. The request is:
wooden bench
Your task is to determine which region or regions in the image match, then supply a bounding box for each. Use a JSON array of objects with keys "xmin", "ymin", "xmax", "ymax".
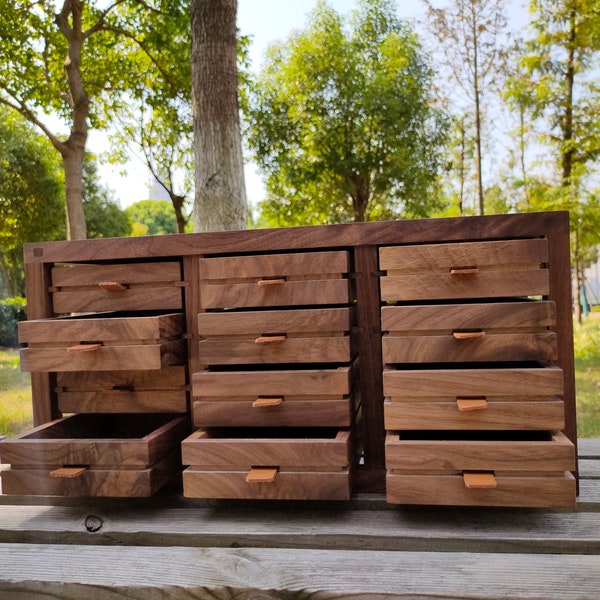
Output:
[{"xmin": 0, "ymin": 438, "xmax": 598, "ymax": 598}]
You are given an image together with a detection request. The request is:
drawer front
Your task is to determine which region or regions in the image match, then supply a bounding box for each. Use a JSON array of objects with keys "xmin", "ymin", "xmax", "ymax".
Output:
[
  {"xmin": 20, "ymin": 339, "xmax": 186, "ymax": 372},
  {"xmin": 19, "ymin": 312, "xmax": 186, "ymax": 373},
  {"xmin": 181, "ymin": 429, "xmax": 351, "ymax": 469},
  {"xmin": 386, "ymin": 472, "xmax": 576, "ymax": 508},
  {"xmin": 1, "ymin": 452, "xmax": 180, "ymax": 498},
  {"xmin": 385, "ymin": 431, "xmax": 575, "ymax": 473},
  {"xmin": 183, "ymin": 468, "xmax": 350, "ymax": 500},
  {"xmin": 56, "ymin": 367, "xmax": 188, "ymax": 413},
  {"xmin": 198, "ymin": 308, "xmax": 352, "ymax": 365},
  {"xmin": 382, "ymin": 302, "xmax": 557, "ymax": 364},
  {"xmin": 380, "ymin": 239, "xmax": 549, "ymax": 301},
  {"xmin": 193, "ymin": 367, "xmax": 350, "ymax": 398},
  {"xmin": 199, "ymin": 251, "xmax": 349, "ymax": 309},
  {"xmin": 0, "ymin": 414, "xmax": 190, "ymax": 468},
  {"xmin": 383, "ymin": 367, "xmax": 564, "ymax": 399},
  {"xmin": 52, "ymin": 261, "xmax": 183, "ymax": 313},
  {"xmin": 193, "ymin": 398, "xmax": 352, "ymax": 428},
  {"xmin": 384, "ymin": 398, "xmax": 565, "ymax": 431}
]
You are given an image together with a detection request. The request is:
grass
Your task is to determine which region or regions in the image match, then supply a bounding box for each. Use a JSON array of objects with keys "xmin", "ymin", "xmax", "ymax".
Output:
[
  {"xmin": 0, "ymin": 318, "xmax": 599, "ymax": 438},
  {"xmin": 0, "ymin": 347, "xmax": 33, "ymax": 437},
  {"xmin": 573, "ymin": 316, "xmax": 600, "ymax": 438}
]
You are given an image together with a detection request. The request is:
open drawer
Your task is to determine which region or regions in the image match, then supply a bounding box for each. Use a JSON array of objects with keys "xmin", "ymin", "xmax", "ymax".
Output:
[
  {"xmin": 51, "ymin": 261, "xmax": 183, "ymax": 313},
  {"xmin": 19, "ymin": 311, "xmax": 186, "ymax": 372},
  {"xmin": 0, "ymin": 414, "xmax": 190, "ymax": 497},
  {"xmin": 198, "ymin": 307, "xmax": 353, "ymax": 366},
  {"xmin": 385, "ymin": 430, "xmax": 576, "ymax": 508},
  {"xmin": 383, "ymin": 366, "xmax": 565, "ymax": 431},
  {"xmin": 182, "ymin": 428, "xmax": 352, "ymax": 500},
  {"xmin": 198, "ymin": 251, "xmax": 350, "ymax": 309},
  {"xmin": 192, "ymin": 366, "xmax": 353, "ymax": 427},
  {"xmin": 379, "ymin": 239, "xmax": 549, "ymax": 302},
  {"xmin": 55, "ymin": 366, "xmax": 188, "ymax": 413},
  {"xmin": 382, "ymin": 301, "xmax": 557, "ymax": 364}
]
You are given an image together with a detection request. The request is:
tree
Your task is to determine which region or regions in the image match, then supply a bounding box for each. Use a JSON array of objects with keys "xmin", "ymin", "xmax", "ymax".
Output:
[
  {"xmin": 423, "ymin": 0, "xmax": 509, "ymax": 216},
  {"xmin": 125, "ymin": 200, "xmax": 180, "ymax": 236},
  {"xmin": 82, "ymin": 156, "xmax": 131, "ymax": 239},
  {"xmin": 246, "ymin": 0, "xmax": 449, "ymax": 225},
  {"xmin": 0, "ymin": 108, "xmax": 65, "ymax": 297},
  {"xmin": 0, "ymin": 1, "xmax": 189, "ymax": 239},
  {"xmin": 109, "ymin": 1, "xmax": 193, "ymax": 234},
  {"xmin": 191, "ymin": 0, "xmax": 248, "ymax": 231},
  {"xmin": 505, "ymin": 0, "xmax": 600, "ymax": 322}
]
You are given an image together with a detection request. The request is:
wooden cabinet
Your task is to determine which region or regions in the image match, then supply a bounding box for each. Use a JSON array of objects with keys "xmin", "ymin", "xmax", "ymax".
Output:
[
  {"xmin": 380, "ymin": 237, "xmax": 576, "ymax": 508},
  {"xmin": 0, "ymin": 212, "xmax": 578, "ymax": 505}
]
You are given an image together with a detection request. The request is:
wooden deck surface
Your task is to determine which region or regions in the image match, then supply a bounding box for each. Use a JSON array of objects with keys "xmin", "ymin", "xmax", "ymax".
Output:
[{"xmin": 0, "ymin": 438, "xmax": 599, "ymax": 599}]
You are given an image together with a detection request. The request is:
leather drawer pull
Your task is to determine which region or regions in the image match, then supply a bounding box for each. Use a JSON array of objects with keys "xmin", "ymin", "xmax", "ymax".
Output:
[
  {"xmin": 50, "ymin": 466, "xmax": 88, "ymax": 479},
  {"xmin": 98, "ymin": 281, "xmax": 128, "ymax": 292},
  {"xmin": 257, "ymin": 278, "xmax": 286, "ymax": 286},
  {"xmin": 255, "ymin": 335, "xmax": 287, "ymax": 344},
  {"xmin": 456, "ymin": 398, "xmax": 489, "ymax": 411},
  {"xmin": 450, "ymin": 266, "xmax": 479, "ymax": 275},
  {"xmin": 463, "ymin": 471, "xmax": 497, "ymax": 489},
  {"xmin": 453, "ymin": 330, "xmax": 485, "ymax": 340},
  {"xmin": 67, "ymin": 343, "xmax": 103, "ymax": 353},
  {"xmin": 253, "ymin": 396, "xmax": 284, "ymax": 408},
  {"xmin": 106, "ymin": 385, "xmax": 135, "ymax": 394},
  {"xmin": 246, "ymin": 467, "xmax": 278, "ymax": 483}
]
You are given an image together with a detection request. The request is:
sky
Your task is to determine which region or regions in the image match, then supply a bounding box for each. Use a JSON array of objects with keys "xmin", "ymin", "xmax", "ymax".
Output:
[{"xmin": 97, "ymin": 0, "xmax": 525, "ymax": 210}]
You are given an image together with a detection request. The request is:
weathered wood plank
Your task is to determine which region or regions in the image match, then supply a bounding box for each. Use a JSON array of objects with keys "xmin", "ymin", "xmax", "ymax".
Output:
[
  {"xmin": 1, "ymin": 544, "xmax": 599, "ymax": 599},
  {"xmin": 0, "ymin": 504, "xmax": 599, "ymax": 554},
  {"xmin": 579, "ymin": 438, "xmax": 600, "ymax": 459}
]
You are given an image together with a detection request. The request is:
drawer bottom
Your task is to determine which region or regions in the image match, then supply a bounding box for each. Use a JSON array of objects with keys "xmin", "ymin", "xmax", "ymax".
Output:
[
  {"xmin": 183, "ymin": 468, "xmax": 351, "ymax": 500},
  {"xmin": 386, "ymin": 472, "xmax": 576, "ymax": 508}
]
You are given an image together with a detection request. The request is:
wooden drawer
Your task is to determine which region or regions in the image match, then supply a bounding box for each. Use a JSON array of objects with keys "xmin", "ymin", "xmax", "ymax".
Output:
[
  {"xmin": 380, "ymin": 239, "xmax": 549, "ymax": 301},
  {"xmin": 56, "ymin": 366, "xmax": 188, "ymax": 413},
  {"xmin": 382, "ymin": 302, "xmax": 557, "ymax": 364},
  {"xmin": 19, "ymin": 312, "xmax": 186, "ymax": 372},
  {"xmin": 198, "ymin": 251, "xmax": 349, "ymax": 309},
  {"xmin": 182, "ymin": 428, "xmax": 351, "ymax": 500},
  {"xmin": 385, "ymin": 430, "xmax": 576, "ymax": 508},
  {"xmin": 198, "ymin": 308, "xmax": 352, "ymax": 365},
  {"xmin": 51, "ymin": 261, "xmax": 183, "ymax": 313},
  {"xmin": 192, "ymin": 367, "xmax": 352, "ymax": 427},
  {"xmin": 0, "ymin": 414, "xmax": 190, "ymax": 497},
  {"xmin": 383, "ymin": 367, "xmax": 564, "ymax": 430}
]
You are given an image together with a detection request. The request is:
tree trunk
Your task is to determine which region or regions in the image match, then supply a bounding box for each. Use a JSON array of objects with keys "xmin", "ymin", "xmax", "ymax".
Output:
[
  {"xmin": 470, "ymin": 4, "xmax": 485, "ymax": 216},
  {"xmin": 62, "ymin": 145, "xmax": 87, "ymax": 240},
  {"xmin": 191, "ymin": 0, "xmax": 247, "ymax": 232}
]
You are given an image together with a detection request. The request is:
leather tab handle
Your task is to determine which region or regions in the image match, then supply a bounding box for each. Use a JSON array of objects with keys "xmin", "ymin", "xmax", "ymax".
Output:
[
  {"xmin": 453, "ymin": 330, "xmax": 486, "ymax": 340},
  {"xmin": 246, "ymin": 467, "xmax": 278, "ymax": 483},
  {"xmin": 255, "ymin": 335, "xmax": 287, "ymax": 344},
  {"xmin": 257, "ymin": 278, "xmax": 285, "ymax": 286},
  {"xmin": 457, "ymin": 398, "xmax": 489, "ymax": 412},
  {"xmin": 67, "ymin": 343, "xmax": 103, "ymax": 353},
  {"xmin": 463, "ymin": 471, "xmax": 497, "ymax": 489},
  {"xmin": 253, "ymin": 396, "xmax": 284, "ymax": 408},
  {"xmin": 98, "ymin": 281, "xmax": 128, "ymax": 292},
  {"xmin": 50, "ymin": 466, "xmax": 88, "ymax": 479},
  {"xmin": 450, "ymin": 266, "xmax": 479, "ymax": 275}
]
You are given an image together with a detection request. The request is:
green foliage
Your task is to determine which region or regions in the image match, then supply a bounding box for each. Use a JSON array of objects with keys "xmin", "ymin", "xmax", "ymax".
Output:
[
  {"xmin": 574, "ymin": 317, "xmax": 600, "ymax": 437},
  {"xmin": 125, "ymin": 200, "xmax": 179, "ymax": 236},
  {"xmin": 0, "ymin": 297, "xmax": 27, "ymax": 348},
  {"xmin": 82, "ymin": 156, "xmax": 131, "ymax": 239},
  {"xmin": 246, "ymin": 0, "xmax": 449, "ymax": 225},
  {"xmin": 0, "ymin": 107, "xmax": 65, "ymax": 296},
  {"xmin": 0, "ymin": 348, "xmax": 32, "ymax": 437}
]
